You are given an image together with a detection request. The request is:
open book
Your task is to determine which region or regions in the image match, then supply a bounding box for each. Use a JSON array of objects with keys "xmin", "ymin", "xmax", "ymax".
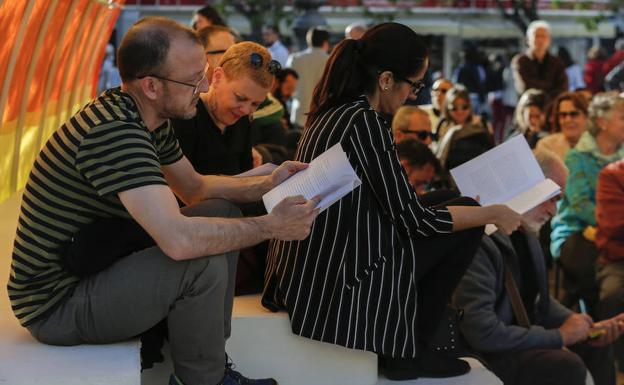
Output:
[
  {"xmin": 450, "ymin": 134, "xmax": 561, "ymax": 234},
  {"xmin": 262, "ymin": 143, "xmax": 362, "ymax": 213}
]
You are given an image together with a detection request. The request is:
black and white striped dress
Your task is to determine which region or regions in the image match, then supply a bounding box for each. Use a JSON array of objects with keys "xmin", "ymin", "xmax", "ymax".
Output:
[{"xmin": 262, "ymin": 97, "xmax": 454, "ymax": 358}]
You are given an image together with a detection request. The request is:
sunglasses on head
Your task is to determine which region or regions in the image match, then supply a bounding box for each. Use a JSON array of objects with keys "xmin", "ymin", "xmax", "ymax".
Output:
[
  {"xmin": 400, "ymin": 129, "xmax": 436, "ymax": 141},
  {"xmin": 449, "ymin": 104, "xmax": 470, "ymax": 111},
  {"xmin": 250, "ymin": 52, "xmax": 281, "ymax": 75},
  {"xmin": 220, "ymin": 52, "xmax": 282, "ymax": 75}
]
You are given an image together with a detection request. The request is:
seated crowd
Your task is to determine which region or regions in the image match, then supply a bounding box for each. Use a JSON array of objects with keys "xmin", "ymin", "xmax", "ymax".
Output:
[{"xmin": 8, "ymin": 6, "xmax": 624, "ymax": 385}]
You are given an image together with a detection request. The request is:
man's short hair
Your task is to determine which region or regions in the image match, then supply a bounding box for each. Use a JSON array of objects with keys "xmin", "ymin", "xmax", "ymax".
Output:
[
  {"xmin": 392, "ymin": 106, "xmax": 429, "ymax": 133},
  {"xmin": 219, "ymin": 41, "xmax": 275, "ymax": 89},
  {"xmin": 396, "ymin": 138, "xmax": 440, "ymax": 172},
  {"xmin": 197, "ymin": 25, "xmax": 235, "ymax": 49},
  {"xmin": 526, "ymin": 20, "xmax": 551, "ymax": 39},
  {"xmin": 533, "ymin": 147, "xmax": 567, "ymax": 179},
  {"xmin": 117, "ymin": 17, "xmax": 199, "ymax": 82},
  {"xmin": 432, "ymin": 78, "xmax": 452, "ymax": 90},
  {"xmin": 306, "ymin": 27, "xmax": 330, "ymax": 48},
  {"xmin": 345, "ymin": 22, "xmax": 367, "ymax": 39}
]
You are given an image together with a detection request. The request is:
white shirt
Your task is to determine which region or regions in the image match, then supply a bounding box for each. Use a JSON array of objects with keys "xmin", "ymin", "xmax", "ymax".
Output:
[{"xmin": 268, "ymin": 40, "xmax": 289, "ymax": 68}]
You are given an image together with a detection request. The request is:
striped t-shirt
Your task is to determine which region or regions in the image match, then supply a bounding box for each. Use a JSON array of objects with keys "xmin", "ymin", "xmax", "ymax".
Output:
[{"xmin": 8, "ymin": 88, "xmax": 183, "ymax": 326}]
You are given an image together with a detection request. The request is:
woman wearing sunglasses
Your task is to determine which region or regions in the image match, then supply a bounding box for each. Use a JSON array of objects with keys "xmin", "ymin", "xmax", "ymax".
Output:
[
  {"xmin": 536, "ymin": 92, "xmax": 589, "ymax": 163},
  {"xmin": 550, "ymin": 92, "xmax": 624, "ymax": 311},
  {"xmin": 262, "ymin": 22, "xmax": 521, "ymax": 380},
  {"xmin": 436, "ymin": 85, "xmax": 493, "ymax": 171}
]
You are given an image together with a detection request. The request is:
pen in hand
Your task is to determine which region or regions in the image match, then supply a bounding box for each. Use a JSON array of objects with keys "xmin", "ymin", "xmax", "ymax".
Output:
[{"xmin": 578, "ymin": 299, "xmax": 603, "ymax": 340}]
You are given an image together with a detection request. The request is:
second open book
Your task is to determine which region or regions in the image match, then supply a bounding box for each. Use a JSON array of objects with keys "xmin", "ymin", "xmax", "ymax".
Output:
[
  {"xmin": 450, "ymin": 134, "xmax": 561, "ymax": 234},
  {"xmin": 262, "ymin": 143, "xmax": 362, "ymax": 213}
]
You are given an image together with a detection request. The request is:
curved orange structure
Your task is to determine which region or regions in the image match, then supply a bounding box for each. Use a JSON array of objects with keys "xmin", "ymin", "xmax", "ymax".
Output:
[{"xmin": 0, "ymin": 0, "xmax": 123, "ymax": 203}]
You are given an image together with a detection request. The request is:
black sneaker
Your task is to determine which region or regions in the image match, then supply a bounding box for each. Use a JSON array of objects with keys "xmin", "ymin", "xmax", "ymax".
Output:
[
  {"xmin": 220, "ymin": 360, "xmax": 278, "ymax": 385},
  {"xmin": 380, "ymin": 351, "xmax": 470, "ymax": 380}
]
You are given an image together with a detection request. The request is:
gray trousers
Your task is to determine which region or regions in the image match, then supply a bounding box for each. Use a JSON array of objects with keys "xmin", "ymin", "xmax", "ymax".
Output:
[{"xmin": 27, "ymin": 200, "xmax": 241, "ymax": 385}]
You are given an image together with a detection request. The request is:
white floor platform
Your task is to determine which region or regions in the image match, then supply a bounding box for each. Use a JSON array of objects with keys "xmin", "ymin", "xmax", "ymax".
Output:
[
  {"xmin": 1, "ymin": 193, "xmax": 502, "ymax": 385},
  {"xmin": 0, "ymin": 193, "xmax": 140, "ymax": 385},
  {"xmin": 142, "ymin": 295, "xmax": 501, "ymax": 385}
]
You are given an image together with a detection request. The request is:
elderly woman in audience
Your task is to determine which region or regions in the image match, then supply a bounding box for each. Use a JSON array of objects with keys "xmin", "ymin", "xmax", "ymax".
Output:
[
  {"xmin": 262, "ymin": 22, "xmax": 521, "ymax": 381},
  {"xmin": 536, "ymin": 92, "xmax": 588, "ymax": 162},
  {"xmin": 551, "ymin": 91, "xmax": 624, "ymax": 309},
  {"xmin": 435, "ymin": 85, "xmax": 493, "ymax": 170},
  {"xmin": 508, "ymin": 89, "xmax": 548, "ymax": 148}
]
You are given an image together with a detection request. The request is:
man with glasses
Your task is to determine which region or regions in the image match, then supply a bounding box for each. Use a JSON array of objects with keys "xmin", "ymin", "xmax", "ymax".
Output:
[
  {"xmin": 8, "ymin": 17, "xmax": 319, "ymax": 385},
  {"xmin": 421, "ymin": 78, "xmax": 453, "ymax": 134},
  {"xmin": 392, "ymin": 105, "xmax": 436, "ymax": 146}
]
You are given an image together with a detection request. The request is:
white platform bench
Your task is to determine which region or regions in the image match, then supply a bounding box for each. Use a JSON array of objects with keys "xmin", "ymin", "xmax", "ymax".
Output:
[
  {"xmin": 0, "ymin": 193, "xmax": 501, "ymax": 385},
  {"xmin": 142, "ymin": 294, "xmax": 503, "ymax": 385},
  {"xmin": 0, "ymin": 193, "xmax": 141, "ymax": 385},
  {"xmin": 0, "ymin": 316, "xmax": 141, "ymax": 385}
]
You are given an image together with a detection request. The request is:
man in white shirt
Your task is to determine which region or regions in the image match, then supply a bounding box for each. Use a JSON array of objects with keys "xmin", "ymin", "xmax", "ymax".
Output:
[{"xmin": 262, "ymin": 25, "xmax": 289, "ymax": 67}]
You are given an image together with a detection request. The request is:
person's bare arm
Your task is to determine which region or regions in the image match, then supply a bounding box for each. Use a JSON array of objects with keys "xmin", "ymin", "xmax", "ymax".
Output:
[
  {"xmin": 162, "ymin": 156, "xmax": 306, "ymax": 205},
  {"xmin": 448, "ymin": 204, "xmax": 522, "ymax": 234},
  {"xmin": 118, "ymin": 184, "xmax": 319, "ymax": 261}
]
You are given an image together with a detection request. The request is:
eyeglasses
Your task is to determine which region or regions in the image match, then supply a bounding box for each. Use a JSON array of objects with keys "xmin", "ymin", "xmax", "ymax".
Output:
[
  {"xmin": 221, "ymin": 52, "xmax": 282, "ymax": 75},
  {"xmin": 558, "ymin": 110, "xmax": 582, "ymax": 119},
  {"xmin": 400, "ymin": 129, "xmax": 436, "ymax": 141},
  {"xmin": 139, "ymin": 70, "xmax": 207, "ymax": 95},
  {"xmin": 395, "ymin": 76, "xmax": 426, "ymax": 96},
  {"xmin": 449, "ymin": 104, "xmax": 471, "ymax": 111},
  {"xmin": 432, "ymin": 88, "xmax": 450, "ymax": 94},
  {"xmin": 205, "ymin": 49, "xmax": 227, "ymax": 56}
]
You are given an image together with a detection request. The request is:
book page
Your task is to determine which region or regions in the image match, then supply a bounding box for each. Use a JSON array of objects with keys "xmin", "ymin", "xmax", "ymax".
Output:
[
  {"xmin": 262, "ymin": 143, "xmax": 362, "ymax": 213},
  {"xmin": 485, "ymin": 178, "xmax": 561, "ymax": 235},
  {"xmin": 450, "ymin": 135, "xmax": 544, "ymax": 206}
]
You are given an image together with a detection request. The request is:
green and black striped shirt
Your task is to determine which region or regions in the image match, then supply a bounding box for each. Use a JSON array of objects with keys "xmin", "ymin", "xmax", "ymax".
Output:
[{"xmin": 8, "ymin": 88, "xmax": 183, "ymax": 326}]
